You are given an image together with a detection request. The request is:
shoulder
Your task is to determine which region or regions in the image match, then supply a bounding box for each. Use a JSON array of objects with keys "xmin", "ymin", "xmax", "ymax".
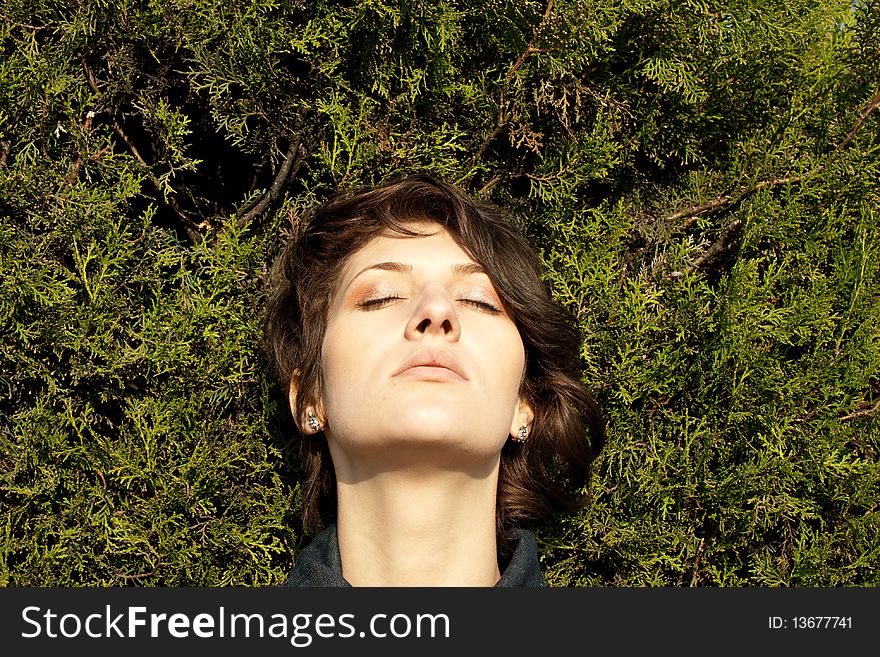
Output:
[
  {"xmin": 496, "ymin": 528, "xmax": 545, "ymax": 588},
  {"xmin": 282, "ymin": 524, "xmax": 351, "ymax": 587}
]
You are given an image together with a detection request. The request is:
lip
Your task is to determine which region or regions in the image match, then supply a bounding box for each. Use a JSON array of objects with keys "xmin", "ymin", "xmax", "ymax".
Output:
[{"xmin": 391, "ymin": 347, "xmax": 468, "ymax": 381}]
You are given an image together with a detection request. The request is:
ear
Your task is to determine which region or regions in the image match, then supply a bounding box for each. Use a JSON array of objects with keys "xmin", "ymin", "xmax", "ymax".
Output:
[
  {"xmin": 509, "ymin": 396, "xmax": 536, "ymax": 441},
  {"xmin": 287, "ymin": 370, "xmax": 300, "ymax": 421},
  {"xmin": 289, "ymin": 371, "xmax": 326, "ymax": 435}
]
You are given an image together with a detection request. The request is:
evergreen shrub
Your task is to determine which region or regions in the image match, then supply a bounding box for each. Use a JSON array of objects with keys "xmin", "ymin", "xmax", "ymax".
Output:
[{"xmin": 1, "ymin": 0, "xmax": 878, "ymax": 585}]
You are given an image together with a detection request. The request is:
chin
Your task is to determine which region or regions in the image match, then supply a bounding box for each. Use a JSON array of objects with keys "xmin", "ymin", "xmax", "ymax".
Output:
[
  {"xmin": 385, "ymin": 417, "xmax": 508, "ymax": 457},
  {"xmin": 330, "ymin": 425, "xmax": 507, "ymax": 477},
  {"xmin": 329, "ymin": 402, "xmax": 511, "ymax": 456}
]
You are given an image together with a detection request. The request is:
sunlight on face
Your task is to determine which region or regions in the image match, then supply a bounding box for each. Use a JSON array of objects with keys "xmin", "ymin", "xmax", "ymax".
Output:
[{"xmin": 319, "ymin": 223, "xmax": 527, "ymax": 475}]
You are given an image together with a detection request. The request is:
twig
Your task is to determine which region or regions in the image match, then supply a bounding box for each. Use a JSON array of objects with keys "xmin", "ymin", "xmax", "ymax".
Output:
[
  {"xmin": 663, "ymin": 193, "xmax": 736, "ymax": 225},
  {"xmin": 474, "ymin": 159, "xmax": 576, "ymax": 197},
  {"xmin": 684, "ymin": 219, "xmax": 742, "ymax": 275},
  {"xmin": 89, "ymin": 145, "xmax": 111, "ymax": 161},
  {"xmin": 526, "ymin": 157, "xmax": 578, "ymax": 184},
  {"xmin": 476, "ymin": 173, "xmax": 502, "ymax": 196},
  {"xmin": 236, "ymin": 137, "xmax": 304, "ymax": 230},
  {"xmin": 0, "ymin": 11, "xmax": 43, "ymax": 31},
  {"xmin": 835, "ymin": 88, "xmax": 880, "ymax": 153},
  {"xmin": 117, "ymin": 571, "xmax": 156, "ymax": 581},
  {"xmin": 40, "ymin": 89, "xmax": 48, "ymax": 156},
  {"xmin": 81, "ymin": 57, "xmax": 199, "ymax": 241},
  {"xmin": 690, "ymin": 537, "xmax": 706, "ymax": 587},
  {"xmin": 82, "ymin": 55, "xmax": 100, "ymax": 93},
  {"xmin": 110, "ymin": 119, "xmax": 198, "ymax": 237},
  {"xmin": 661, "ymin": 88, "xmax": 880, "ymax": 226},
  {"xmin": 66, "ymin": 154, "xmax": 83, "ymax": 185},
  {"xmin": 466, "ymin": 0, "xmax": 555, "ymax": 173},
  {"xmin": 0, "ymin": 141, "xmax": 9, "ymax": 168},
  {"xmin": 65, "ymin": 111, "xmax": 99, "ymax": 185},
  {"xmin": 839, "ymin": 400, "xmax": 879, "ymax": 422}
]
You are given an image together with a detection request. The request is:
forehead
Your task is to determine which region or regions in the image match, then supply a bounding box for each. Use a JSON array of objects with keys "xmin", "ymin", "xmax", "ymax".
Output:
[{"xmin": 339, "ymin": 223, "xmax": 479, "ymax": 278}]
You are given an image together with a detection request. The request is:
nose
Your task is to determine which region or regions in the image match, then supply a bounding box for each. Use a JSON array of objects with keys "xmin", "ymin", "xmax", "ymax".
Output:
[{"xmin": 404, "ymin": 284, "xmax": 461, "ymax": 341}]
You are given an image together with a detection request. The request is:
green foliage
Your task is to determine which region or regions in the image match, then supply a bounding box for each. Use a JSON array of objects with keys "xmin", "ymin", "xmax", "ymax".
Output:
[{"xmin": 1, "ymin": 0, "xmax": 878, "ymax": 585}]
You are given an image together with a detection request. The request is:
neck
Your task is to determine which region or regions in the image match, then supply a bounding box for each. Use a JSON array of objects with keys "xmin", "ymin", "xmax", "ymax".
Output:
[{"xmin": 334, "ymin": 462, "xmax": 501, "ymax": 586}]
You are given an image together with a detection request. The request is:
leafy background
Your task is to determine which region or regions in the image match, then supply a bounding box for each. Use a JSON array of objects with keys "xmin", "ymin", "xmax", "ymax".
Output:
[{"xmin": 1, "ymin": 0, "xmax": 878, "ymax": 586}]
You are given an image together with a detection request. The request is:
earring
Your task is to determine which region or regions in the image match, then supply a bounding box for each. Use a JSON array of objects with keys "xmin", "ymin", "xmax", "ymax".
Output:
[
  {"xmin": 513, "ymin": 423, "xmax": 528, "ymax": 443},
  {"xmin": 306, "ymin": 411, "xmax": 322, "ymax": 433}
]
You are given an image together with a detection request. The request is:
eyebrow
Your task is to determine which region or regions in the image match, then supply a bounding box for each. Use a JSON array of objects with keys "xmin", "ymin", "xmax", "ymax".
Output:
[
  {"xmin": 347, "ymin": 261, "xmax": 488, "ymax": 290},
  {"xmin": 353, "ymin": 261, "xmax": 413, "ymax": 279},
  {"xmin": 452, "ymin": 263, "xmax": 487, "ymax": 277}
]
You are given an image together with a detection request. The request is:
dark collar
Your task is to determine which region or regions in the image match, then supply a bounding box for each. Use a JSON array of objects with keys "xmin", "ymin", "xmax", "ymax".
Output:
[{"xmin": 283, "ymin": 523, "xmax": 545, "ymax": 587}]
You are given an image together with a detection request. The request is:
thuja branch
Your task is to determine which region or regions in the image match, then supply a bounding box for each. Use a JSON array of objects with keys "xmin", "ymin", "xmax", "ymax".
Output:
[
  {"xmin": 690, "ymin": 537, "xmax": 706, "ymax": 587},
  {"xmin": 835, "ymin": 88, "xmax": 880, "ymax": 153},
  {"xmin": 665, "ymin": 89, "xmax": 880, "ymax": 279},
  {"xmin": 662, "ymin": 88, "xmax": 880, "ymax": 226},
  {"xmin": 236, "ymin": 137, "xmax": 304, "ymax": 230},
  {"xmin": 466, "ymin": 0, "xmax": 556, "ymax": 172},
  {"xmin": 0, "ymin": 11, "xmax": 44, "ymax": 31},
  {"xmin": 81, "ymin": 57, "xmax": 200, "ymax": 241},
  {"xmin": 839, "ymin": 400, "xmax": 880, "ymax": 422},
  {"xmin": 64, "ymin": 112, "xmax": 111, "ymax": 186},
  {"xmin": 669, "ymin": 219, "xmax": 744, "ymax": 279}
]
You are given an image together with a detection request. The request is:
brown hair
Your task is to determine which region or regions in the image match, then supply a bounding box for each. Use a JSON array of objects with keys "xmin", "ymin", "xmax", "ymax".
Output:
[{"xmin": 264, "ymin": 173, "xmax": 604, "ymax": 547}]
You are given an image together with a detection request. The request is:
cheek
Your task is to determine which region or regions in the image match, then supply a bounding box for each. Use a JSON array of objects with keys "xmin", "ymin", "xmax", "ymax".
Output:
[
  {"xmin": 319, "ymin": 325, "xmax": 346, "ymax": 404},
  {"xmin": 319, "ymin": 323, "xmax": 380, "ymax": 411},
  {"xmin": 321, "ymin": 325, "xmax": 346, "ymax": 372},
  {"xmin": 476, "ymin": 325, "xmax": 526, "ymax": 393},
  {"xmin": 503, "ymin": 346, "xmax": 526, "ymax": 399}
]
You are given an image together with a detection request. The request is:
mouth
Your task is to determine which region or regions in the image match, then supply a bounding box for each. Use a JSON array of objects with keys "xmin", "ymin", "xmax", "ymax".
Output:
[{"xmin": 392, "ymin": 348, "xmax": 468, "ymax": 381}]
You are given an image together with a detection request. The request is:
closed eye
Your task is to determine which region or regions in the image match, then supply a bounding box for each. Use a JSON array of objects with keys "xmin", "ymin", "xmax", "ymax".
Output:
[
  {"xmin": 460, "ymin": 298, "xmax": 502, "ymax": 314},
  {"xmin": 357, "ymin": 296, "xmax": 402, "ymax": 310}
]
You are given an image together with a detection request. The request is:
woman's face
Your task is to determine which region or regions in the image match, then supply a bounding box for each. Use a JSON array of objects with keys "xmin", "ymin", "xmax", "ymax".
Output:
[{"xmin": 316, "ymin": 223, "xmax": 530, "ymax": 473}]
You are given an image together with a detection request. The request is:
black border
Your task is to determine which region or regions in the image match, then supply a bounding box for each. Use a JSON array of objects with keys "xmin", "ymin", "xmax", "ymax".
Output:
[{"xmin": 1, "ymin": 587, "xmax": 872, "ymax": 655}]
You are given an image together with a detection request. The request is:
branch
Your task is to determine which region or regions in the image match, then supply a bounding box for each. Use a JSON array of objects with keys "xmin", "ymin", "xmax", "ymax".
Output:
[
  {"xmin": 669, "ymin": 219, "xmax": 743, "ymax": 278},
  {"xmin": 65, "ymin": 111, "xmax": 99, "ymax": 185},
  {"xmin": 39, "ymin": 89, "xmax": 48, "ymax": 157},
  {"xmin": 691, "ymin": 220, "xmax": 741, "ymax": 270},
  {"xmin": 236, "ymin": 138, "xmax": 304, "ymax": 230},
  {"xmin": 110, "ymin": 119, "xmax": 199, "ymax": 238},
  {"xmin": 662, "ymin": 193, "xmax": 736, "ymax": 225},
  {"xmin": 661, "ymin": 87, "xmax": 880, "ymax": 226},
  {"xmin": 0, "ymin": 11, "xmax": 43, "ymax": 31},
  {"xmin": 0, "ymin": 141, "xmax": 9, "ymax": 168},
  {"xmin": 65, "ymin": 153, "xmax": 83, "ymax": 186},
  {"xmin": 117, "ymin": 571, "xmax": 156, "ymax": 581},
  {"xmin": 466, "ymin": 0, "xmax": 555, "ymax": 173},
  {"xmin": 476, "ymin": 173, "xmax": 503, "ymax": 196},
  {"xmin": 526, "ymin": 157, "xmax": 578, "ymax": 184},
  {"xmin": 66, "ymin": 146, "xmax": 110, "ymax": 186},
  {"xmin": 835, "ymin": 88, "xmax": 880, "ymax": 154},
  {"xmin": 690, "ymin": 537, "xmax": 706, "ymax": 587},
  {"xmin": 839, "ymin": 400, "xmax": 879, "ymax": 422},
  {"xmin": 81, "ymin": 57, "xmax": 200, "ymax": 241}
]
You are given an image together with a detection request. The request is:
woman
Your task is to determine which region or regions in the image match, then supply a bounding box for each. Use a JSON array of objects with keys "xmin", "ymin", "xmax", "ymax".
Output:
[{"xmin": 264, "ymin": 173, "xmax": 604, "ymax": 586}]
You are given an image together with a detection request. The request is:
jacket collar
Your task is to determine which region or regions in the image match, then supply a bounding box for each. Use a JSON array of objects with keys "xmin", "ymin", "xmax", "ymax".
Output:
[{"xmin": 283, "ymin": 523, "xmax": 545, "ymax": 587}]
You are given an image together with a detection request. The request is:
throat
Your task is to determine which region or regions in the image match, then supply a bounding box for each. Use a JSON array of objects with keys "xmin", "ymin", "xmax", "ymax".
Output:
[{"xmin": 334, "ymin": 469, "xmax": 501, "ymax": 586}]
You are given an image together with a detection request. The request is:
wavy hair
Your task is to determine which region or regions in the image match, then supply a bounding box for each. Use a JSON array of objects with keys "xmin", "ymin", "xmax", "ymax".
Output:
[{"xmin": 264, "ymin": 173, "xmax": 605, "ymax": 549}]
